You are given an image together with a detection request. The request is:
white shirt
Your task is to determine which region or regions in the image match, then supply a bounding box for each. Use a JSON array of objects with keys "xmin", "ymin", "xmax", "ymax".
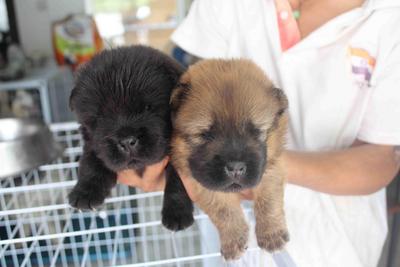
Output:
[{"xmin": 171, "ymin": 0, "xmax": 400, "ymax": 266}]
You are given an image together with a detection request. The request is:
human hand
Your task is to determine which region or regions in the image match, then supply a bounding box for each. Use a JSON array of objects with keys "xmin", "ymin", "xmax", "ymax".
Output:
[{"xmin": 117, "ymin": 157, "xmax": 169, "ymax": 192}]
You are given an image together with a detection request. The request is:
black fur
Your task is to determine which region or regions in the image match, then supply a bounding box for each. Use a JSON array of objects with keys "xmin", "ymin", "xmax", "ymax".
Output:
[
  {"xmin": 161, "ymin": 164, "xmax": 194, "ymax": 230},
  {"xmin": 70, "ymin": 46, "xmax": 182, "ymax": 172},
  {"xmin": 68, "ymin": 46, "xmax": 194, "ymax": 229},
  {"xmin": 68, "ymin": 150, "xmax": 116, "ymax": 209}
]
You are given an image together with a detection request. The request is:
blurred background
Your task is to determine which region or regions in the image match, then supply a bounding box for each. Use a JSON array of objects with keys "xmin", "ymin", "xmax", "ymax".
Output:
[
  {"xmin": 0, "ymin": 0, "xmax": 399, "ymax": 267},
  {"xmin": 0, "ymin": 0, "xmax": 193, "ymax": 123}
]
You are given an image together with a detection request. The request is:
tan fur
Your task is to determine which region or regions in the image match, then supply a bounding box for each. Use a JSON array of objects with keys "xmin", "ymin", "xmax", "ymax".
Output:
[{"xmin": 171, "ymin": 59, "xmax": 289, "ymax": 260}]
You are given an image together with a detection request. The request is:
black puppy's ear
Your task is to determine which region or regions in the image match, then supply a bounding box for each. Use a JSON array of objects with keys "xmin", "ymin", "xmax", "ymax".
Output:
[
  {"xmin": 165, "ymin": 59, "xmax": 186, "ymax": 85},
  {"xmin": 170, "ymin": 72, "xmax": 191, "ymax": 114},
  {"xmin": 80, "ymin": 125, "xmax": 91, "ymax": 141},
  {"xmin": 69, "ymin": 63, "xmax": 88, "ymax": 111},
  {"xmin": 69, "ymin": 86, "xmax": 78, "ymax": 111}
]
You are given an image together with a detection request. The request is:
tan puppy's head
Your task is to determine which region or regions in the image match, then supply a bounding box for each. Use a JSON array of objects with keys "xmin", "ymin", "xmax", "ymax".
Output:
[{"xmin": 171, "ymin": 59, "xmax": 288, "ymax": 192}]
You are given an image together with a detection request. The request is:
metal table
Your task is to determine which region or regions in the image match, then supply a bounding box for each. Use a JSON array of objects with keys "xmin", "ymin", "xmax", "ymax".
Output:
[{"xmin": 0, "ymin": 65, "xmax": 71, "ymax": 123}]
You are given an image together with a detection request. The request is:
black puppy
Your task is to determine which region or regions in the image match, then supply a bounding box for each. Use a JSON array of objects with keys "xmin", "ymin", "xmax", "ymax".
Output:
[{"xmin": 68, "ymin": 45, "xmax": 194, "ymax": 230}]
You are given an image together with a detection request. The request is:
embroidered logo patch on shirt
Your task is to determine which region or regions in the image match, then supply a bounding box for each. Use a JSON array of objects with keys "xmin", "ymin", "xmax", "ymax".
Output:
[{"xmin": 348, "ymin": 47, "xmax": 376, "ymax": 89}]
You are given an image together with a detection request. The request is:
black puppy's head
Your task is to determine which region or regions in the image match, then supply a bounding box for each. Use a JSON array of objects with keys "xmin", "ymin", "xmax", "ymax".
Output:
[{"xmin": 70, "ymin": 45, "xmax": 184, "ymax": 171}]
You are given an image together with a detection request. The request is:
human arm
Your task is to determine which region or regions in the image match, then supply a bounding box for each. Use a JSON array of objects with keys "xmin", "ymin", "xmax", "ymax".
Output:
[
  {"xmin": 284, "ymin": 140, "xmax": 400, "ymax": 195},
  {"xmin": 288, "ymin": 41, "xmax": 400, "ymax": 196}
]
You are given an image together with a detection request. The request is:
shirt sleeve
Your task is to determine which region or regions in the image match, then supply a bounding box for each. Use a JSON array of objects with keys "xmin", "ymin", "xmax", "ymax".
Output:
[
  {"xmin": 171, "ymin": 0, "xmax": 233, "ymax": 59},
  {"xmin": 357, "ymin": 44, "xmax": 400, "ymax": 145}
]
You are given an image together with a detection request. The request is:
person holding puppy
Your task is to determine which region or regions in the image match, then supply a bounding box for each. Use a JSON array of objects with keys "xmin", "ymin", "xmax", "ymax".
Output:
[{"xmin": 118, "ymin": 0, "xmax": 400, "ymax": 266}]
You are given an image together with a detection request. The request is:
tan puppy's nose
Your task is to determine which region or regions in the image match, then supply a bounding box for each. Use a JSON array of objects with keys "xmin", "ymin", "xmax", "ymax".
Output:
[{"xmin": 224, "ymin": 161, "xmax": 247, "ymax": 179}]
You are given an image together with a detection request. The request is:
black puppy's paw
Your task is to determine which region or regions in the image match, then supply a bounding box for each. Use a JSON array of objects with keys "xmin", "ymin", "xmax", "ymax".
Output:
[
  {"xmin": 68, "ymin": 186, "xmax": 106, "ymax": 210},
  {"xmin": 162, "ymin": 203, "xmax": 194, "ymax": 231}
]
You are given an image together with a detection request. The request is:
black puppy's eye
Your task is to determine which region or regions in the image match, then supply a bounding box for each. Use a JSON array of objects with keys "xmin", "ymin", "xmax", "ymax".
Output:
[
  {"xmin": 145, "ymin": 104, "xmax": 152, "ymax": 111},
  {"xmin": 199, "ymin": 131, "xmax": 214, "ymax": 141}
]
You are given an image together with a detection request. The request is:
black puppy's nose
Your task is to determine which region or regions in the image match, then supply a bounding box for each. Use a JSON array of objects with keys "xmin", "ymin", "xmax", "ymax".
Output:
[
  {"xmin": 224, "ymin": 161, "xmax": 247, "ymax": 179},
  {"xmin": 119, "ymin": 136, "xmax": 138, "ymax": 153}
]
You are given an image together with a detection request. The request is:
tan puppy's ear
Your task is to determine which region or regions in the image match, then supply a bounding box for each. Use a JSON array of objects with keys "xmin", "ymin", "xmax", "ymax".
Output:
[
  {"xmin": 170, "ymin": 72, "xmax": 191, "ymax": 114},
  {"xmin": 268, "ymin": 87, "xmax": 289, "ymax": 134},
  {"xmin": 272, "ymin": 87, "xmax": 288, "ymax": 115}
]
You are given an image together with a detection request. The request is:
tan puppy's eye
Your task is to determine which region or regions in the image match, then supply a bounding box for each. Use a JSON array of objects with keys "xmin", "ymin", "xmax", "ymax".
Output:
[
  {"xmin": 246, "ymin": 121, "xmax": 261, "ymax": 138},
  {"xmin": 250, "ymin": 123, "xmax": 268, "ymax": 142},
  {"xmin": 199, "ymin": 130, "xmax": 215, "ymax": 141}
]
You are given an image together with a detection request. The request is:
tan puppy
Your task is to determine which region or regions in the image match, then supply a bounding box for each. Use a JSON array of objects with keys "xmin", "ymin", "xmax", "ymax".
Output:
[{"xmin": 166, "ymin": 59, "xmax": 289, "ymax": 260}]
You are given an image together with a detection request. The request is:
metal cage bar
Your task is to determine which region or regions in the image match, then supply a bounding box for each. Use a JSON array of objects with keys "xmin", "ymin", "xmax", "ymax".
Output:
[{"xmin": 0, "ymin": 122, "xmax": 296, "ymax": 267}]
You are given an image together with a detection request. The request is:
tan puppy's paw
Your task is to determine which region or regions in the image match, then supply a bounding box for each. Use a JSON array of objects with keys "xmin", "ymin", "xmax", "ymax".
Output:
[
  {"xmin": 220, "ymin": 225, "xmax": 249, "ymax": 260},
  {"xmin": 256, "ymin": 225, "xmax": 289, "ymax": 252}
]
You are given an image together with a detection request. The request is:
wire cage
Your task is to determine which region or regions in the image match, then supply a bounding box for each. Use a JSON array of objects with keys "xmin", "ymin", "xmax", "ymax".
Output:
[{"xmin": 0, "ymin": 122, "xmax": 296, "ymax": 267}]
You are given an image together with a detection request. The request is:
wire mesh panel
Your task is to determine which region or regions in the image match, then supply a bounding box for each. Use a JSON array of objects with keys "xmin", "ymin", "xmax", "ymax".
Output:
[{"xmin": 0, "ymin": 122, "xmax": 296, "ymax": 267}]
